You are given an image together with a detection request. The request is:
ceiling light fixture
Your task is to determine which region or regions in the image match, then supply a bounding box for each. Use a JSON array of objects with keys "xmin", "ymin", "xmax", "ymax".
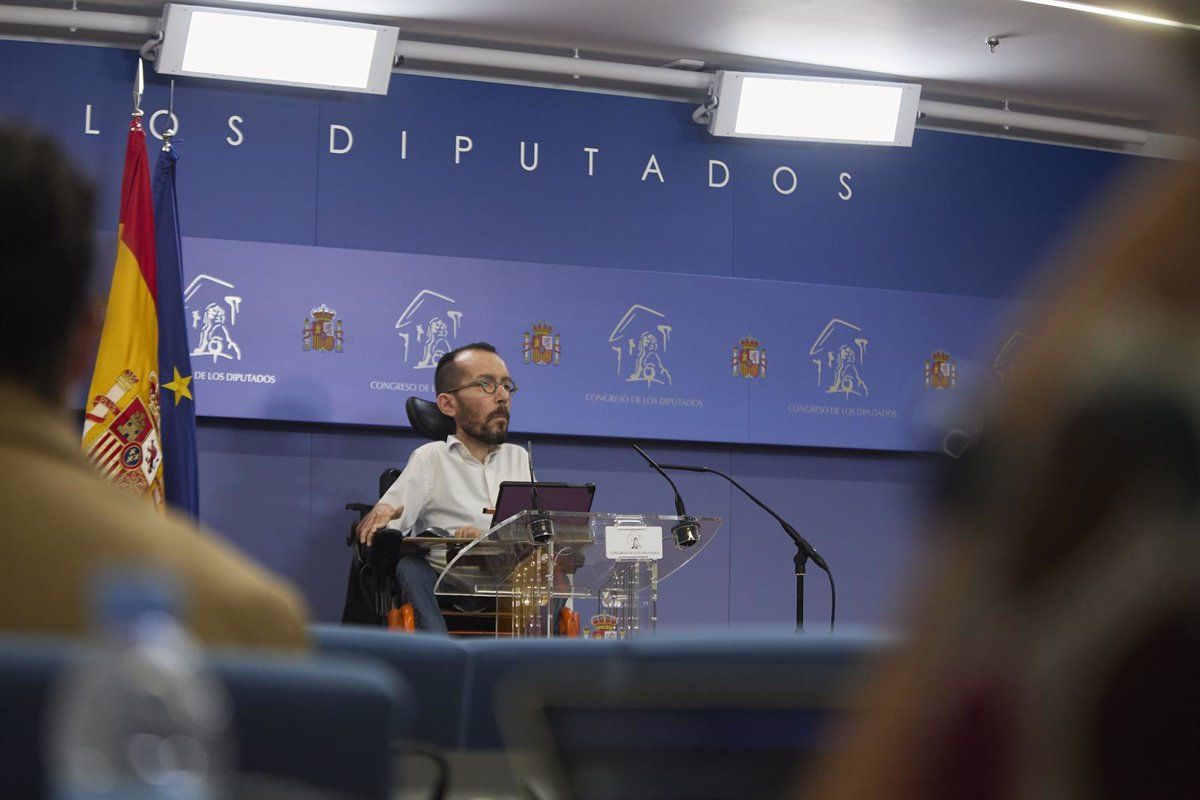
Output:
[
  {"xmin": 705, "ymin": 72, "xmax": 922, "ymax": 147},
  {"xmin": 154, "ymin": 3, "xmax": 400, "ymax": 94},
  {"xmin": 1017, "ymin": 0, "xmax": 1200, "ymax": 32}
]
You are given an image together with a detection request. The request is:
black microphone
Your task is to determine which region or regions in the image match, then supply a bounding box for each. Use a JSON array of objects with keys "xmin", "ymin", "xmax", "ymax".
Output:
[
  {"xmin": 526, "ymin": 440, "xmax": 554, "ymax": 543},
  {"xmin": 658, "ymin": 463, "xmax": 828, "ymax": 569},
  {"xmin": 632, "ymin": 445, "xmax": 700, "ymax": 548}
]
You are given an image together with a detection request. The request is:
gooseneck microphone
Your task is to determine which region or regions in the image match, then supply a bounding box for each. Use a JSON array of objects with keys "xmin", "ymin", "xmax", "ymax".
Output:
[
  {"xmin": 657, "ymin": 461, "xmax": 835, "ymax": 631},
  {"xmin": 632, "ymin": 445, "xmax": 700, "ymax": 548},
  {"xmin": 526, "ymin": 440, "xmax": 554, "ymax": 543}
]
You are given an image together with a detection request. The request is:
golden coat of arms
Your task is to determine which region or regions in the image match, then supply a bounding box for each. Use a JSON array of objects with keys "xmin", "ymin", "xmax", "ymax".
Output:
[
  {"xmin": 732, "ymin": 336, "xmax": 767, "ymax": 379},
  {"xmin": 84, "ymin": 369, "xmax": 165, "ymax": 503},
  {"xmin": 523, "ymin": 322, "xmax": 561, "ymax": 366},
  {"xmin": 303, "ymin": 304, "xmax": 344, "ymax": 352},
  {"xmin": 924, "ymin": 350, "xmax": 957, "ymax": 390}
]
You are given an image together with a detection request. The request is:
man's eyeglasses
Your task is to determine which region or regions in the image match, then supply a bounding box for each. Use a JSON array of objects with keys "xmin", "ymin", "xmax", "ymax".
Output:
[{"xmin": 446, "ymin": 376, "xmax": 519, "ymax": 395}]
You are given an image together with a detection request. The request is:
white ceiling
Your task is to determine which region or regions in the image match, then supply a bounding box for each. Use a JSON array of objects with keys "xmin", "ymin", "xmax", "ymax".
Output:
[{"xmin": 6, "ymin": 0, "xmax": 1199, "ymax": 133}]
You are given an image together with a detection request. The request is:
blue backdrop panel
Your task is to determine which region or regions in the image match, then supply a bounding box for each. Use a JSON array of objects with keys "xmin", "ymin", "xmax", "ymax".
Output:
[
  {"xmin": 194, "ymin": 424, "xmax": 313, "ymax": 591},
  {"xmin": 728, "ymin": 131, "xmax": 1118, "ymax": 296},
  {"xmin": 170, "ymin": 87, "xmax": 321, "ymax": 245},
  {"xmin": 746, "ymin": 284, "xmax": 1027, "ymax": 450},
  {"xmin": 179, "ymin": 236, "xmax": 1023, "ymax": 451},
  {"xmin": 314, "ymin": 78, "xmax": 735, "ymax": 276}
]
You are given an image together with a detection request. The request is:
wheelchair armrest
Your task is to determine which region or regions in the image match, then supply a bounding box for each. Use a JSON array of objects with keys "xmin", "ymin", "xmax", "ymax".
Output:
[
  {"xmin": 368, "ymin": 528, "xmax": 406, "ymax": 574},
  {"xmin": 345, "ymin": 503, "xmax": 376, "ymax": 546}
]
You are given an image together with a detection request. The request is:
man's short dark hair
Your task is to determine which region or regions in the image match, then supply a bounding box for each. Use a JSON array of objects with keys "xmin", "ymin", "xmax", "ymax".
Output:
[
  {"xmin": 0, "ymin": 126, "xmax": 95, "ymax": 399},
  {"xmin": 434, "ymin": 342, "xmax": 498, "ymax": 395}
]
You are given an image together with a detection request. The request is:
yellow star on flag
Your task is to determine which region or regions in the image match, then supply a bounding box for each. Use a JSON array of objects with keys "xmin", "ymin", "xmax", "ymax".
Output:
[{"xmin": 163, "ymin": 366, "xmax": 193, "ymax": 406}]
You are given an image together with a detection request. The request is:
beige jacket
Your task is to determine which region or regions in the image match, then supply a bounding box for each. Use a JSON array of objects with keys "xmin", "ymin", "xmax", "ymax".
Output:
[{"xmin": 0, "ymin": 380, "xmax": 308, "ymax": 650}]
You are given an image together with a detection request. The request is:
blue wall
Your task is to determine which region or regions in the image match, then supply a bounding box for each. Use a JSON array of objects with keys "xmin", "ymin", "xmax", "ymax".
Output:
[{"xmin": 0, "ymin": 39, "xmax": 1128, "ymax": 627}]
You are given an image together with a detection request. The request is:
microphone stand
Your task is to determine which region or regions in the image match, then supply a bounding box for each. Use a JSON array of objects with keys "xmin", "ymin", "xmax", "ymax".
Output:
[
  {"xmin": 525, "ymin": 441, "xmax": 554, "ymax": 543},
  {"xmin": 658, "ymin": 463, "xmax": 834, "ymax": 632}
]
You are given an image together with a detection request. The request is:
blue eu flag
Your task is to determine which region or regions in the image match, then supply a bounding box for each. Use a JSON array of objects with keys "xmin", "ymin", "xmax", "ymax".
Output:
[{"xmin": 153, "ymin": 144, "xmax": 199, "ymax": 518}]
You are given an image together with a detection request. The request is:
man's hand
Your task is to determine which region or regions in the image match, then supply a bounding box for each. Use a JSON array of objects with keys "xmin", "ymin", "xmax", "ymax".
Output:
[
  {"xmin": 453, "ymin": 526, "xmax": 484, "ymax": 539},
  {"xmin": 357, "ymin": 502, "xmax": 400, "ymax": 546}
]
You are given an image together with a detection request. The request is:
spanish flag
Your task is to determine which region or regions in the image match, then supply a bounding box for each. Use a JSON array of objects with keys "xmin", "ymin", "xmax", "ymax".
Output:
[{"xmin": 82, "ymin": 113, "xmax": 165, "ymax": 508}]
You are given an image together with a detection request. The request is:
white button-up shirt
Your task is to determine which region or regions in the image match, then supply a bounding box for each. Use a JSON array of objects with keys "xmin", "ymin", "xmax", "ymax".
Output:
[{"xmin": 380, "ymin": 435, "xmax": 531, "ymax": 571}]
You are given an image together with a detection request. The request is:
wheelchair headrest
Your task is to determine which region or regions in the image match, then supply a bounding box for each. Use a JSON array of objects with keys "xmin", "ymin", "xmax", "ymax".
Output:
[{"xmin": 405, "ymin": 396, "xmax": 456, "ymax": 441}]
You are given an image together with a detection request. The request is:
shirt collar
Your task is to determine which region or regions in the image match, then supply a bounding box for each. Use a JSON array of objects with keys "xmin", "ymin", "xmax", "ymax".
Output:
[{"xmin": 446, "ymin": 434, "xmax": 500, "ymax": 462}]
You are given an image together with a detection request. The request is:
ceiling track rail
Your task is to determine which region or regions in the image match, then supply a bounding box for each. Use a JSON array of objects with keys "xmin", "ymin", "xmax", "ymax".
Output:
[{"xmin": 0, "ymin": 5, "xmax": 1192, "ymax": 159}]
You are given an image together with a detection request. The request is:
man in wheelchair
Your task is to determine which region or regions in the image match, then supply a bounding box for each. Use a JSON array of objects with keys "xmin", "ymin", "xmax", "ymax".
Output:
[{"xmin": 354, "ymin": 343, "xmax": 530, "ymax": 633}]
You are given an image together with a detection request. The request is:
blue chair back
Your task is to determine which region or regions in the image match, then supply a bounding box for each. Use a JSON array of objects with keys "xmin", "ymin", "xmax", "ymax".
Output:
[
  {"xmin": 462, "ymin": 638, "xmax": 629, "ymax": 749},
  {"xmin": 312, "ymin": 624, "xmax": 469, "ymax": 749},
  {"xmin": 0, "ymin": 635, "xmax": 410, "ymax": 800}
]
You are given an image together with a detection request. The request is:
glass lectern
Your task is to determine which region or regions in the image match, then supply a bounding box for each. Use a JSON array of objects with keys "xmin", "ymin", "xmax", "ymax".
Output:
[{"xmin": 419, "ymin": 510, "xmax": 722, "ymax": 638}]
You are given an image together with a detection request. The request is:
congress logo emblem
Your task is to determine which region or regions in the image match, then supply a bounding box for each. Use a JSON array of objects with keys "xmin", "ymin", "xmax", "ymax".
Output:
[
  {"xmin": 185, "ymin": 274, "xmax": 243, "ymax": 363},
  {"xmin": 993, "ymin": 331, "xmax": 1031, "ymax": 388},
  {"xmin": 809, "ymin": 318, "xmax": 869, "ymax": 398},
  {"xmin": 732, "ymin": 336, "xmax": 767, "ymax": 379},
  {"xmin": 394, "ymin": 289, "xmax": 463, "ymax": 370},
  {"xmin": 924, "ymin": 350, "xmax": 957, "ymax": 390},
  {"xmin": 522, "ymin": 322, "xmax": 561, "ymax": 365},
  {"xmin": 303, "ymin": 304, "xmax": 344, "ymax": 352},
  {"xmin": 608, "ymin": 304, "xmax": 673, "ymax": 387}
]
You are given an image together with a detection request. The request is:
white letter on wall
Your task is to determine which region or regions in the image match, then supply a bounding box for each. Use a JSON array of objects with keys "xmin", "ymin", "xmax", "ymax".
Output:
[
  {"xmin": 148, "ymin": 109, "xmax": 180, "ymax": 141},
  {"xmin": 454, "ymin": 135, "xmax": 473, "ymax": 164},
  {"xmin": 838, "ymin": 171, "xmax": 853, "ymax": 201},
  {"xmin": 583, "ymin": 147, "xmax": 599, "ymax": 176},
  {"xmin": 708, "ymin": 159, "xmax": 729, "ymax": 188},
  {"xmin": 772, "ymin": 166, "xmax": 798, "ymax": 195},
  {"xmin": 329, "ymin": 124, "xmax": 353, "ymax": 154},
  {"xmin": 400, "ymin": 130, "xmax": 407, "ymax": 160},
  {"xmin": 641, "ymin": 154, "xmax": 664, "ymax": 183},
  {"xmin": 84, "ymin": 104, "xmax": 100, "ymax": 135},
  {"xmin": 520, "ymin": 141, "xmax": 539, "ymax": 172},
  {"xmin": 226, "ymin": 115, "xmax": 244, "ymax": 147}
]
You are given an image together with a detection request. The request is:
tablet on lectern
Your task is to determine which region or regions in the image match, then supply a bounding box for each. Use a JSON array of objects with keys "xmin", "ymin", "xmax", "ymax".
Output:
[{"xmin": 490, "ymin": 481, "xmax": 595, "ymax": 529}]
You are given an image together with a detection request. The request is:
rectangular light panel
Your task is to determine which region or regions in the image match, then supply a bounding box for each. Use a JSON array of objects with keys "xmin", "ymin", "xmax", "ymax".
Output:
[
  {"xmin": 156, "ymin": 4, "xmax": 399, "ymax": 94},
  {"xmin": 709, "ymin": 72, "xmax": 922, "ymax": 146}
]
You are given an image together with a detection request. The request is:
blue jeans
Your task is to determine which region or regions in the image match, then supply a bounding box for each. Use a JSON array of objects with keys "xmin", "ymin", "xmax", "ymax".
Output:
[{"xmin": 394, "ymin": 554, "xmax": 448, "ymax": 635}]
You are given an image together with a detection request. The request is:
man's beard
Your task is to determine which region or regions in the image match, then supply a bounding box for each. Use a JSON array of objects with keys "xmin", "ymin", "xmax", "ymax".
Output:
[{"xmin": 461, "ymin": 407, "xmax": 509, "ymax": 445}]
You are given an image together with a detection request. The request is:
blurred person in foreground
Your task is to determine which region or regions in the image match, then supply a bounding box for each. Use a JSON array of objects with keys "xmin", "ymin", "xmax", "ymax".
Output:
[
  {"xmin": 0, "ymin": 126, "xmax": 309, "ymax": 650},
  {"xmin": 798, "ymin": 100, "xmax": 1199, "ymax": 800}
]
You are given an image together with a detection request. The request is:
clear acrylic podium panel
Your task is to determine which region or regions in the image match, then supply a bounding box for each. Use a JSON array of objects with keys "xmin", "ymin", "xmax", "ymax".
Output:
[{"xmin": 433, "ymin": 510, "xmax": 722, "ymax": 639}]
